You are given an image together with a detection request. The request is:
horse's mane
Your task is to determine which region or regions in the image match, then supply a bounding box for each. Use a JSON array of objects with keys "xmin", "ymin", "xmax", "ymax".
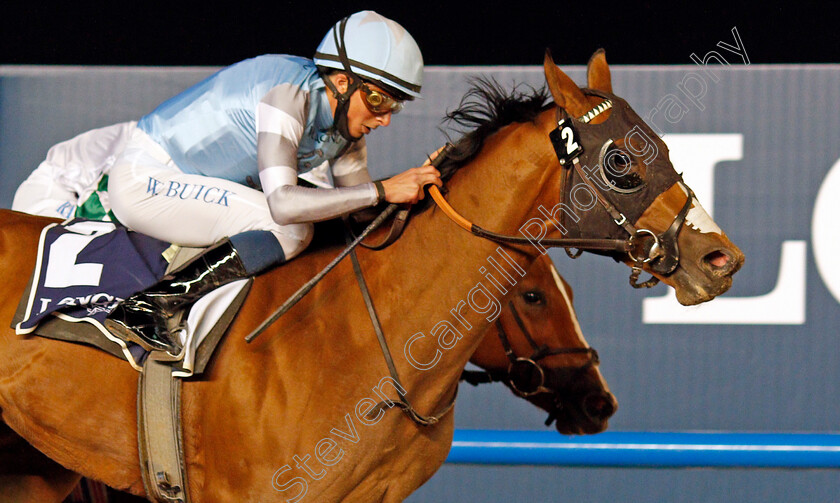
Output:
[
  {"xmin": 417, "ymin": 78, "xmax": 550, "ymax": 212},
  {"xmin": 439, "ymin": 78, "xmax": 550, "ymax": 176}
]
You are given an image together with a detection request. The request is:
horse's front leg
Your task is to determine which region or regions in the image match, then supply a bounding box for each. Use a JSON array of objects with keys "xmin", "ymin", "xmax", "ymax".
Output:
[
  {"xmin": 0, "ymin": 471, "xmax": 82, "ymax": 503},
  {"xmin": 0, "ymin": 420, "xmax": 82, "ymax": 502}
]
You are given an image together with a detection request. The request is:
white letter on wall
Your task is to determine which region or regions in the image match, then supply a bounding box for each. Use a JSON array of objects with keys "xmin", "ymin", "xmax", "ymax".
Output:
[
  {"xmin": 643, "ymin": 134, "xmax": 806, "ymax": 325},
  {"xmin": 812, "ymin": 156, "xmax": 840, "ymax": 305}
]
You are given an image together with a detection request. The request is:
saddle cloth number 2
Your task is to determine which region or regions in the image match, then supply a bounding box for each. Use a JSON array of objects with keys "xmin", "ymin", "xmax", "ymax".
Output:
[{"xmin": 44, "ymin": 221, "xmax": 116, "ymax": 288}]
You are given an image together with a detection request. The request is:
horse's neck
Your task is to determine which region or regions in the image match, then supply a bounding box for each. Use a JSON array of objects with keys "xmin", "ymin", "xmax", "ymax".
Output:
[
  {"xmin": 211, "ymin": 114, "xmax": 560, "ymax": 418},
  {"xmin": 364, "ymin": 114, "xmax": 559, "ymax": 410},
  {"xmin": 446, "ymin": 117, "xmax": 560, "ymax": 235},
  {"xmin": 183, "ymin": 115, "xmax": 562, "ymax": 500}
]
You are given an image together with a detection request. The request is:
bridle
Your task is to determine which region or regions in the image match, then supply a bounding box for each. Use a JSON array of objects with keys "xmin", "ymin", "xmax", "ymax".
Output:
[
  {"xmin": 460, "ymin": 300, "xmax": 599, "ymax": 398},
  {"xmin": 460, "ymin": 300, "xmax": 611, "ymax": 429},
  {"xmin": 429, "ymin": 90, "xmax": 696, "ymax": 289}
]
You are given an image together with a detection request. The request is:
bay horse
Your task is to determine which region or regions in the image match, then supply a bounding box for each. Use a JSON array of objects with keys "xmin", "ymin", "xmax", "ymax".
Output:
[{"xmin": 0, "ymin": 50, "xmax": 742, "ymax": 502}]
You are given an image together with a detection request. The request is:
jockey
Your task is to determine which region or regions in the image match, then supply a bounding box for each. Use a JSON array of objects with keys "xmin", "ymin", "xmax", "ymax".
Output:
[{"xmin": 100, "ymin": 10, "xmax": 442, "ymax": 356}]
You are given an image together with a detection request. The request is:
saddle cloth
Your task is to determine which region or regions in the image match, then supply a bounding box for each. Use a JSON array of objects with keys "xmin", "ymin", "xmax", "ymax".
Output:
[{"xmin": 11, "ymin": 219, "xmax": 251, "ymax": 376}]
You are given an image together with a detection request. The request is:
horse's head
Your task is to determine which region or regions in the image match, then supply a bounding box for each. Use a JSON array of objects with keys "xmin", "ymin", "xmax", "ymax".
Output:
[
  {"xmin": 540, "ymin": 50, "xmax": 744, "ymax": 305},
  {"xmin": 468, "ymin": 256, "xmax": 617, "ymax": 434}
]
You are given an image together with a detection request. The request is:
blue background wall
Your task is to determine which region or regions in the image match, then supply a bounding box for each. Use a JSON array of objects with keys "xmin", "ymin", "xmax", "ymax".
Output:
[{"xmin": 1, "ymin": 62, "xmax": 838, "ymax": 502}]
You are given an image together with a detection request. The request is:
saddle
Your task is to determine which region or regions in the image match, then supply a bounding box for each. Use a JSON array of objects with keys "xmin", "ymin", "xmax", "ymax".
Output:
[{"xmin": 11, "ymin": 221, "xmax": 252, "ymax": 502}]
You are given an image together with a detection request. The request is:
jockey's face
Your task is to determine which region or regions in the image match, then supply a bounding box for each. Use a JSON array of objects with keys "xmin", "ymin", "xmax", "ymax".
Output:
[
  {"xmin": 328, "ymin": 73, "xmax": 394, "ymax": 138},
  {"xmin": 346, "ymin": 82, "xmax": 394, "ymax": 137}
]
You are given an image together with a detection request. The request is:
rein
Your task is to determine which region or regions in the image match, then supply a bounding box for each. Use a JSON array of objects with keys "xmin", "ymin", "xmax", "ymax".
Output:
[
  {"xmin": 348, "ymin": 243, "xmax": 456, "ymax": 426},
  {"xmin": 246, "ymin": 152, "xmax": 457, "ymax": 427},
  {"xmin": 428, "ymin": 184, "xmax": 631, "ymax": 253},
  {"xmin": 244, "ymin": 203, "xmax": 402, "ymax": 343}
]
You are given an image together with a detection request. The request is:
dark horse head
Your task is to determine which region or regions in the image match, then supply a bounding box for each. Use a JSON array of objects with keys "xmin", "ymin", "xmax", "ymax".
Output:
[{"xmin": 467, "ymin": 256, "xmax": 617, "ymax": 434}]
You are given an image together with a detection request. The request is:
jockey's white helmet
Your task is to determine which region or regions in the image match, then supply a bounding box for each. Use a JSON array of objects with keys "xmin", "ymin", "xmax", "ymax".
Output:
[{"xmin": 314, "ymin": 11, "xmax": 423, "ymax": 99}]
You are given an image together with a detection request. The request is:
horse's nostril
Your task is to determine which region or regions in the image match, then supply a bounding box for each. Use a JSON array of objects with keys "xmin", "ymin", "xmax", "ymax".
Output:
[
  {"xmin": 584, "ymin": 392, "xmax": 617, "ymax": 421},
  {"xmin": 704, "ymin": 250, "xmax": 730, "ymax": 270}
]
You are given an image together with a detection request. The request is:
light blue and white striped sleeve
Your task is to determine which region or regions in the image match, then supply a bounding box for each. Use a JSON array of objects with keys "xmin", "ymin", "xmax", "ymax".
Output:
[
  {"xmin": 332, "ymin": 137, "xmax": 374, "ymax": 187},
  {"xmin": 257, "ymin": 83, "xmax": 306, "ymax": 195},
  {"xmin": 257, "ymin": 85, "xmax": 380, "ymax": 225}
]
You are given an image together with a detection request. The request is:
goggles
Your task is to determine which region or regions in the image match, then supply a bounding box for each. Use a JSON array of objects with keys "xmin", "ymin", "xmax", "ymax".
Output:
[{"xmin": 360, "ymin": 82, "xmax": 404, "ymax": 115}]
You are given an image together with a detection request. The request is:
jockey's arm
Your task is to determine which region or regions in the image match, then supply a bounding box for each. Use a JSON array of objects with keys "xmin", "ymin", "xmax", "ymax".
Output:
[
  {"xmin": 256, "ymin": 88, "xmax": 442, "ymax": 226},
  {"xmin": 333, "ymin": 140, "xmax": 444, "ymax": 204},
  {"xmin": 256, "ymin": 90, "xmax": 382, "ymax": 225}
]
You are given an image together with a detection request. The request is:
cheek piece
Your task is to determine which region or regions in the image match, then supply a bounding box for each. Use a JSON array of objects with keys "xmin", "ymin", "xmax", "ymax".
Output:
[{"xmin": 319, "ymin": 17, "xmax": 363, "ymax": 142}]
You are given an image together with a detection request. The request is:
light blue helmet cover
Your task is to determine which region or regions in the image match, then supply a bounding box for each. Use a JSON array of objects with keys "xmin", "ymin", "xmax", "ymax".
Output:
[{"xmin": 314, "ymin": 11, "xmax": 423, "ymax": 99}]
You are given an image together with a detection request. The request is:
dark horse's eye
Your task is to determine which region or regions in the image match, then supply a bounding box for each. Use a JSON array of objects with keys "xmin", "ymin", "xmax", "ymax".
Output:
[
  {"xmin": 522, "ymin": 291, "xmax": 545, "ymax": 305},
  {"xmin": 600, "ymin": 142, "xmax": 644, "ymax": 193}
]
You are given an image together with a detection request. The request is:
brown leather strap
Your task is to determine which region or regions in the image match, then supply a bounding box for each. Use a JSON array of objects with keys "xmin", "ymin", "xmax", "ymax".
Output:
[
  {"xmin": 245, "ymin": 203, "xmax": 401, "ymax": 343},
  {"xmin": 138, "ymin": 354, "xmax": 190, "ymax": 503},
  {"xmin": 246, "ymin": 144, "xmax": 455, "ymax": 343},
  {"xmin": 570, "ymin": 157, "xmax": 638, "ymax": 235},
  {"xmin": 373, "ymin": 180, "xmax": 387, "ymax": 204},
  {"xmin": 428, "ymin": 185, "xmax": 630, "ymax": 253},
  {"xmin": 359, "ymin": 205, "xmax": 411, "ymax": 250},
  {"xmin": 348, "ymin": 243, "xmax": 456, "ymax": 427}
]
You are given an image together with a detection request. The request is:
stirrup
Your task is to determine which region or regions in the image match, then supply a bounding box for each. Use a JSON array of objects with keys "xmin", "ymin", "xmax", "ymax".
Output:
[
  {"xmin": 104, "ymin": 238, "xmax": 247, "ymax": 359},
  {"xmin": 104, "ymin": 311, "xmax": 185, "ymax": 359}
]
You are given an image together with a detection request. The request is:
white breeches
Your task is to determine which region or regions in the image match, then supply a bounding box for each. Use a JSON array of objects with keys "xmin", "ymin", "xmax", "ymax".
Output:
[
  {"xmin": 12, "ymin": 162, "xmax": 78, "ymax": 219},
  {"xmin": 108, "ymin": 128, "xmax": 312, "ymax": 257},
  {"xmin": 12, "ymin": 121, "xmax": 137, "ymax": 219}
]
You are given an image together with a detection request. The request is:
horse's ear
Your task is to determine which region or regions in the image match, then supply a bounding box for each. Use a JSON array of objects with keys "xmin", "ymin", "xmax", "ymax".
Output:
[
  {"xmin": 587, "ymin": 48, "xmax": 613, "ymax": 93},
  {"xmin": 543, "ymin": 49, "xmax": 589, "ymax": 117}
]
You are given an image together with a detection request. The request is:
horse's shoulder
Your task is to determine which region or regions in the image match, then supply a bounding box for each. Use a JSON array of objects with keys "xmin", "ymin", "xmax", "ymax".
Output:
[{"xmin": 0, "ymin": 210, "xmax": 60, "ymax": 239}]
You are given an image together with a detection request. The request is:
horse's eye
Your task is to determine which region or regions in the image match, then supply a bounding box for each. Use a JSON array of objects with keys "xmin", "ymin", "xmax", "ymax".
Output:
[
  {"xmin": 522, "ymin": 291, "xmax": 545, "ymax": 305},
  {"xmin": 610, "ymin": 150, "xmax": 631, "ymax": 171},
  {"xmin": 600, "ymin": 143, "xmax": 644, "ymax": 193}
]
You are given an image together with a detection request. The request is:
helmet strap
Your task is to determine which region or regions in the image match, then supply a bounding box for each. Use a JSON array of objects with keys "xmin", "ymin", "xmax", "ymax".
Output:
[{"xmin": 322, "ymin": 16, "xmax": 362, "ymax": 142}]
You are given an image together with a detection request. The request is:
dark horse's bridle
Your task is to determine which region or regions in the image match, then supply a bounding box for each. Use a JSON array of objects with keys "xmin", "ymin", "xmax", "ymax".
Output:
[
  {"xmin": 460, "ymin": 300, "xmax": 599, "ymax": 398},
  {"xmin": 459, "ymin": 300, "xmax": 607, "ymax": 428}
]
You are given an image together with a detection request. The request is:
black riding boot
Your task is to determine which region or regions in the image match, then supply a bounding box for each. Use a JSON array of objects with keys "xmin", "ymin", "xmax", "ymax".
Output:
[{"xmin": 105, "ymin": 238, "xmax": 249, "ymax": 356}]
